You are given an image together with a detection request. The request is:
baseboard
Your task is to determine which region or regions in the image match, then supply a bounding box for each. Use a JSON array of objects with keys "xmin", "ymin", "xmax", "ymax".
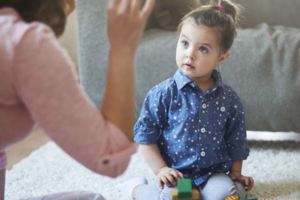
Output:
[{"xmin": 247, "ymin": 130, "xmax": 300, "ymax": 142}]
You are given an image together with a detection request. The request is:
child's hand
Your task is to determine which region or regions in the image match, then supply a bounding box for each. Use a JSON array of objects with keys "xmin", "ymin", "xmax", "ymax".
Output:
[
  {"xmin": 157, "ymin": 167, "xmax": 184, "ymax": 189},
  {"xmin": 229, "ymin": 172, "xmax": 254, "ymax": 191}
]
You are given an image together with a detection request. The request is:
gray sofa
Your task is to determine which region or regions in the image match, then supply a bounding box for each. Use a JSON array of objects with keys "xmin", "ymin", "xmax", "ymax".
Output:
[{"xmin": 76, "ymin": 0, "xmax": 300, "ymax": 133}]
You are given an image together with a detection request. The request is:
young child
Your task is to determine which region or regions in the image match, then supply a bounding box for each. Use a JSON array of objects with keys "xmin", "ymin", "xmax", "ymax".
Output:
[{"xmin": 118, "ymin": 0, "xmax": 254, "ymax": 200}]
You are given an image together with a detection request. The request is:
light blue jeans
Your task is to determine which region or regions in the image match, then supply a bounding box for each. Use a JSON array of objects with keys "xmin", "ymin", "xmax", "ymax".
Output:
[{"xmin": 134, "ymin": 173, "xmax": 246, "ymax": 200}]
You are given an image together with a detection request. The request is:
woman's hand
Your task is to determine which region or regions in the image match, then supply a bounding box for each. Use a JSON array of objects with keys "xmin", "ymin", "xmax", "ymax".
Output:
[
  {"xmin": 157, "ymin": 167, "xmax": 184, "ymax": 189},
  {"xmin": 229, "ymin": 172, "xmax": 254, "ymax": 191},
  {"xmin": 107, "ymin": 0, "xmax": 155, "ymax": 54}
]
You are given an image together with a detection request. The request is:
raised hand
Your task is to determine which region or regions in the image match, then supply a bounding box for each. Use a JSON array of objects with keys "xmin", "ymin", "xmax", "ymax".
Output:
[{"xmin": 107, "ymin": 0, "xmax": 155, "ymax": 54}]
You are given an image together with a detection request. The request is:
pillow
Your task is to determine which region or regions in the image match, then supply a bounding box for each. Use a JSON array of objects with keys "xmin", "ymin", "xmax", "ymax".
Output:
[{"xmin": 220, "ymin": 23, "xmax": 300, "ymax": 132}]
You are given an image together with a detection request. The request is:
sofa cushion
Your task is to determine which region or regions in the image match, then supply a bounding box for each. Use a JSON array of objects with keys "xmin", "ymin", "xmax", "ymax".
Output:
[
  {"xmin": 136, "ymin": 23, "xmax": 300, "ymax": 132},
  {"xmin": 221, "ymin": 23, "xmax": 300, "ymax": 132}
]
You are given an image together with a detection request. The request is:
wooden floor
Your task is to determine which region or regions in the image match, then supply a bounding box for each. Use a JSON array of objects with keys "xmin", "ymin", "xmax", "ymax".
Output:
[{"xmin": 6, "ymin": 129, "xmax": 49, "ymax": 170}]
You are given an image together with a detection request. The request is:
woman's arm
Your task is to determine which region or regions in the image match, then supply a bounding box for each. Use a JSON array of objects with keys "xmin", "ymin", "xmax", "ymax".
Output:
[
  {"xmin": 12, "ymin": 0, "xmax": 155, "ymax": 177},
  {"xmin": 101, "ymin": 0, "xmax": 155, "ymax": 138}
]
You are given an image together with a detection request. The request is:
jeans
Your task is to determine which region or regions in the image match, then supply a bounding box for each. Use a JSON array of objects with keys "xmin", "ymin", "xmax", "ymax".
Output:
[{"xmin": 134, "ymin": 173, "xmax": 246, "ymax": 200}]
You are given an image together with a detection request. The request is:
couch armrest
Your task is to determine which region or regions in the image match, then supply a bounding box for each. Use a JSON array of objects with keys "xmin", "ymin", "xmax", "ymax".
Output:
[{"xmin": 76, "ymin": 0, "xmax": 108, "ymax": 105}]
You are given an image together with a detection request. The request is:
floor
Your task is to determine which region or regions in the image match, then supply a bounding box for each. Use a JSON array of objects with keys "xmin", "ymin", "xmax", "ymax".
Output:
[{"xmin": 6, "ymin": 129, "xmax": 49, "ymax": 170}]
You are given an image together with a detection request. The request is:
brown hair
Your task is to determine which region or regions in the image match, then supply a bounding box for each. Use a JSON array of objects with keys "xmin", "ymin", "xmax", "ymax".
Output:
[
  {"xmin": 177, "ymin": 0, "xmax": 241, "ymax": 52},
  {"xmin": 0, "ymin": 0, "xmax": 71, "ymax": 37}
]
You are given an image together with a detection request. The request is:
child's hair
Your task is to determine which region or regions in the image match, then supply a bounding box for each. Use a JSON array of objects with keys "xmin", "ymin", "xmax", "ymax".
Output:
[
  {"xmin": 177, "ymin": 0, "xmax": 241, "ymax": 52},
  {"xmin": 0, "ymin": 0, "xmax": 71, "ymax": 37}
]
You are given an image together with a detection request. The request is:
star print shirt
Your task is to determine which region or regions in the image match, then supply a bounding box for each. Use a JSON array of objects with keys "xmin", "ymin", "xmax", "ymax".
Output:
[{"xmin": 134, "ymin": 69, "xmax": 249, "ymax": 186}]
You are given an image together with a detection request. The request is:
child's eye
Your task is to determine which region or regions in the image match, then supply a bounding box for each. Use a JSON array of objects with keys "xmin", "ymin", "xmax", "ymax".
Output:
[
  {"xmin": 199, "ymin": 46, "xmax": 209, "ymax": 54},
  {"xmin": 181, "ymin": 40, "xmax": 189, "ymax": 48}
]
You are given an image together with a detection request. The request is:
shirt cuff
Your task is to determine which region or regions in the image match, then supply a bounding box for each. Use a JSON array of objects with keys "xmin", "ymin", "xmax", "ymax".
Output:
[
  {"xmin": 134, "ymin": 130, "xmax": 159, "ymax": 144},
  {"xmin": 229, "ymin": 146, "xmax": 250, "ymax": 161}
]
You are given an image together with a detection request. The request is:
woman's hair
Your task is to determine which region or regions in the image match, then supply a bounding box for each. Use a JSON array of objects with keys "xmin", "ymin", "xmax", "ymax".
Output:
[
  {"xmin": 177, "ymin": 0, "xmax": 241, "ymax": 52},
  {"xmin": 0, "ymin": 0, "xmax": 70, "ymax": 37}
]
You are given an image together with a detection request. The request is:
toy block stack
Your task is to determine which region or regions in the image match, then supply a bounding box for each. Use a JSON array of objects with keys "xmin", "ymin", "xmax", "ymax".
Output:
[
  {"xmin": 170, "ymin": 178, "xmax": 258, "ymax": 200},
  {"xmin": 171, "ymin": 178, "xmax": 201, "ymax": 200}
]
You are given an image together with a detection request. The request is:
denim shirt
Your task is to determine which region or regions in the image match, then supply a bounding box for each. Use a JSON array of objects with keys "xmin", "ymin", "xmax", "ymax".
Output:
[{"xmin": 134, "ymin": 69, "xmax": 249, "ymax": 186}]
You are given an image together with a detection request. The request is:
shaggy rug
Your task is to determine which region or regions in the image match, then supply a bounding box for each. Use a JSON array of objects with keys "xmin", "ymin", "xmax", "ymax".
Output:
[{"xmin": 5, "ymin": 133, "xmax": 300, "ymax": 200}]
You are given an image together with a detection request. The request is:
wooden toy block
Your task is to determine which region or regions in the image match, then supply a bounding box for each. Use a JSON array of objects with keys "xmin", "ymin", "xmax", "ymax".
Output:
[
  {"xmin": 191, "ymin": 188, "xmax": 201, "ymax": 200},
  {"xmin": 172, "ymin": 189, "xmax": 201, "ymax": 200},
  {"xmin": 225, "ymin": 194, "xmax": 239, "ymax": 200},
  {"xmin": 177, "ymin": 178, "xmax": 192, "ymax": 198},
  {"xmin": 171, "ymin": 178, "xmax": 202, "ymax": 200}
]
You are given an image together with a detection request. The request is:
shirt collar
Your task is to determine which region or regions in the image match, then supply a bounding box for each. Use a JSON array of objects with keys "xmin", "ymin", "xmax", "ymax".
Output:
[
  {"xmin": 174, "ymin": 69, "xmax": 224, "ymax": 91},
  {"xmin": 174, "ymin": 69, "xmax": 193, "ymax": 90},
  {"xmin": 211, "ymin": 69, "xmax": 224, "ymax": 89}
]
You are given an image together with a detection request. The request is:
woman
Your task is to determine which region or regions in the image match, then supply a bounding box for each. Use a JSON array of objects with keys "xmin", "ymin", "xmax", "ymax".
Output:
[{"xmin": 0, "ymin": 0, "xmax": 155, "ymax": 199}]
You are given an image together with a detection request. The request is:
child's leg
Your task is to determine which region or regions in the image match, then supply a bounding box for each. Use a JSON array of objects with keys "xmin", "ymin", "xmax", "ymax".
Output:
[
  {"xmin": 116, "ymin": 176, "xmax": 175, "ymax": 200},
  {"xmin": 234, "ymin": 181, "xmax": 246, "ymax": 200},
  {"xmin": 200, "ymin": 173, "xmax": 246, "ymax": 200},
  {"xmin": 116, "ymin": 176, "xmax": 148, "ymax": 199},
  {"xmin": 0, "ymin": 169, "xmax": 5, "ymax": 200},
  {"xmin": 133, "ymin": 184, "xmax": 161, "ymax": 200},
  {"xmin": 134, "ymin": 184, "xmax": 176, "ymax": 200},
  {"xmin": 20, "ymin": 191, "xmax": 105, "ymax": 200}
]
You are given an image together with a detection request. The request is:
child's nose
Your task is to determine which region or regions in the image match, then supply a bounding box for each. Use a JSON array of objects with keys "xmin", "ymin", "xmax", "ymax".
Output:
[{"xmin": 186, "ymin": 47, "xmax": 195, "ymax": 59}]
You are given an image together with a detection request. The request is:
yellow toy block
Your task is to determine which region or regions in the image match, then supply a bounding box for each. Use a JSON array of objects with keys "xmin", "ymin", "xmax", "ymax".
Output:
[
  {"xmin": 225, "ymin": 194, "xmax": 239, "ymax": 200},
  {"xmin": 171, "ymin": 188, "xmax": 201, "ymax": 200}
]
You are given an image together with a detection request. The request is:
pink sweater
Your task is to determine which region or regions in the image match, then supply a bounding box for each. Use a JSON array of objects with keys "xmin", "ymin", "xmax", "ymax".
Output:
[{"xmin": 0, "ymin": 8, "xmax": 136, "ymax": 176}]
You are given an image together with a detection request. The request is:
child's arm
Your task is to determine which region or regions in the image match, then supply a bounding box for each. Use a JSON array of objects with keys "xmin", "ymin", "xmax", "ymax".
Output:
[
  {"xmin": 139, "ymin": 144, "xmax": 166, "ymax": 174},
  {"xmin": 224, "ymin": 91, "xmax": 254, "ymax": 190},
  {"xmin": 229, "ymin": 160, "xmax": 254, "ymax": 191},
  {"xmin": 230, "ymin": 160, "xmax": 243, "ymax": 174},
  {"xmin": 139, "ymin": 144, "xmax": 183, "ymax": 188}
]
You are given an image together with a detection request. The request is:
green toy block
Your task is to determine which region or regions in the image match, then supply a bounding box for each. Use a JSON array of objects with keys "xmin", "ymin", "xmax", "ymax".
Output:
[{"xmin": 177, "ymin": 178, "xmax": 192, "ymax": 198}]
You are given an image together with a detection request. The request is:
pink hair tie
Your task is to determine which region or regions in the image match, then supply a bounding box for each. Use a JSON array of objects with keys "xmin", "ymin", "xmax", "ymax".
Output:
[{"xmin": 215, "ymin": 5, "xmax": 225, "ymax": 13}]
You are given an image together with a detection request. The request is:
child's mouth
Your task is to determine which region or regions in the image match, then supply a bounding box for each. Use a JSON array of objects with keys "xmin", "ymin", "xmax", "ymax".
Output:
[{"xmin": 184, "ymin": 64, "xmax": 194, "ymax": 69}]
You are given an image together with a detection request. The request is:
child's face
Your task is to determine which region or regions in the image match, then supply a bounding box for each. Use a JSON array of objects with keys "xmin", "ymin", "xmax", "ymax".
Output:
[{"xmin": 176, "ymin": 21, "xmax": 229, "ymax": 82}]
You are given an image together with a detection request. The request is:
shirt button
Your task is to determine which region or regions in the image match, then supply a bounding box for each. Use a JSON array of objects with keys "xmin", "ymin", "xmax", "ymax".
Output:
[
  {"xmin": 202, "ymin": 103, "xmax": 207, "ymax": 109},
  {"xmin": 220, "ymin": 106, "xmax": 226, "ymax": 112},
  {"xmin": 102, "ymin": 159, "xmax": 110, "ymax": 165},
  {"xmin": 201, "ymin": 128, "xmax": 206, "ymax": 133},
  {"xmin": 201, "ymin": 151, "xmax": 206, "ymax": 157}
]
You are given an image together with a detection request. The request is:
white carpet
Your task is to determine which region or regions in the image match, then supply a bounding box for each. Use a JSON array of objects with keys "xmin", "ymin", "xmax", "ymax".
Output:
[{"xmin": 5, "ymin": 140, "xmax": 300, "ymax": 200}]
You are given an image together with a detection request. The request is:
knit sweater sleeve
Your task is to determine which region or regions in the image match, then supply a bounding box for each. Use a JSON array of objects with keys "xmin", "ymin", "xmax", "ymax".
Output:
[{"xmin": 12, "ymin": 24, "xmax": 136, "ymax": 177}]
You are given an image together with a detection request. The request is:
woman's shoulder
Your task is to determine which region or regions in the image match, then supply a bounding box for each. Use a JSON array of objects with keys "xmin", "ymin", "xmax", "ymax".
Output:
[{"xmin": 0, "ymin": 7, "xmax": 55, "ymax": 49}]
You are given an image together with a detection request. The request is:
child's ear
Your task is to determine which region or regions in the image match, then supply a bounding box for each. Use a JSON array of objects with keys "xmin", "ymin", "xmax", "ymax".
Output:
[{"xmin": 219, "ymin": 51, "xmax": 230, "ymax": 64}]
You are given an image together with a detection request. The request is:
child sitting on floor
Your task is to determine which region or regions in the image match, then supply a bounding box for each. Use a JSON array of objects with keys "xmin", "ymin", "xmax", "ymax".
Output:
[{"xmin": 118, "ymin": 0, "xmax": 254, "ymax": 199}]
